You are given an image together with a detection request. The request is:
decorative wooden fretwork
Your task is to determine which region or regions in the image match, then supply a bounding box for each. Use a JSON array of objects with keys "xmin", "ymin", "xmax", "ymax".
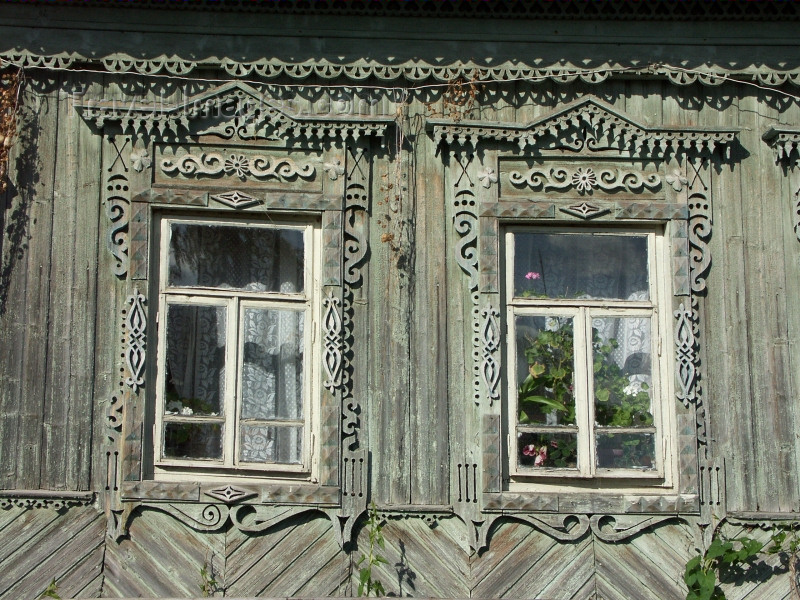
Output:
[
  {"xmin": 123, "ymin": 288, "xmax": 146, "ymax": 394},
  {"xmin": 104, "ymin": 136, "xmax": 131, "ymax": 278},
  {"xmin": 322, "ymin": 292, "xmax": 343, "ymax": 391},
  {"xmin": 764, "ymin": 126, "xmax": 800, "ymax": 243},
  {"xmin": 436, "ymin": 95, "xmax": 734, "ymax": 525}
]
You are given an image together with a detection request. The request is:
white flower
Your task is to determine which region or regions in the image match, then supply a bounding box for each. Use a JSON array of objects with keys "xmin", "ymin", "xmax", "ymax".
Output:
[
  {"xmin": 572, "ymin": 167, "xmax": 597, "ymax": 193},
  {"xmin": 130, "ymin": 148, "xmax": 151, "ymax": 173},
  {"xmin": 623, "ymin": 380, "xmax": 644, "ymax": 396},
  {"xmin": 180, "ymin": 406, "xmax": 194, "ymax": 416},
  {"xmin": 224, "ymin": 154, "xmax": 250, "ymax": 178}
]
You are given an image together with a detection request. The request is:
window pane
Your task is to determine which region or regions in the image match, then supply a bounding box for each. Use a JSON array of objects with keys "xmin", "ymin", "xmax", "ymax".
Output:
[
  {"xmin": 592, "ymin": 317, "xmax": 653, "ymax": 427},
  {"xmin": 518, "ymin": 432, "xmax": 578, "ymax": 469},
  {"xmin": 514, "ymin": 233, "xmax": 649, "ymax": 300},
  {"xmin": 516, "ymin": 315, "xmax": 576, "ymax": 426},
  {"xmin": 240, "ymin": 308, "xmax": 304, "ymax": 420},
  {"xmin": 168, "ymin": 223, "xmax": 304, "ymax": 293},
  {"xmin": 240, "ymin": 424, "xmax": 303, "ymax": 464},
  {"xmin": 164, "ymin": 423, "xmax": 223, "ymax": 460},
  {"xmin": 165, "ymin": 304, "xmax": 226, "ymax": 417},
  {"xmin": 596, "ymin": 433, "xmax": 655, "ymax": 469}
]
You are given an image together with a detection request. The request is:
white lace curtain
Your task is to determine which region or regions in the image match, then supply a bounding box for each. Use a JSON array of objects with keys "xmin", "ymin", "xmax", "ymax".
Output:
[{"xmin": 166, "ymin": 224, "xmax": 304, "ymax": 464}]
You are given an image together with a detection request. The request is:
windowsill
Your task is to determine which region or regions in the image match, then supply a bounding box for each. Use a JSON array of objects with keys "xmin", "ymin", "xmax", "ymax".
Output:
[
  {"xmin": 120, "ymin": 480, "xmax": 340, "ymax": 506},
  {"xmin": 483, "ymin": 492, "xmax": 699, "ymax": 514}
]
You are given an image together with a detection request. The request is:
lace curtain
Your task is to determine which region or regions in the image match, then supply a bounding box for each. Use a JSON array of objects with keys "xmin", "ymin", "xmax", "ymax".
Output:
[{"xmin": 165, "ymin": 223, "xmax": 304, "ymax": 464}]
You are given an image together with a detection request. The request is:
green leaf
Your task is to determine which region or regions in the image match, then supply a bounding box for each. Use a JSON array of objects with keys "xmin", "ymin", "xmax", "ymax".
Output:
[
  {"xmin": 595, "ymin": 388, "xmax": 610, "ymax": 403},
  {"xmin": 697, "ymin": 569, "xmax": 717, "ymax": 599},
  {"xmin": 529, "ymin": 362, "xmax": 546, "ymax": 377},
  {"xmin": 521, "ymin": 395, "xmax": 567, "ymax": 413},
  {"xmin": 705, "ymin": 539, "xmax": 728, "ymax": 561}
]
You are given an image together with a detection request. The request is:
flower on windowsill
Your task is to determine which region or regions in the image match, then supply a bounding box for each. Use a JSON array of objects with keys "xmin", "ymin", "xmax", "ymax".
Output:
[{"xmin": 523, "ymin": 444, "xmax": 548, "ymax": 466}]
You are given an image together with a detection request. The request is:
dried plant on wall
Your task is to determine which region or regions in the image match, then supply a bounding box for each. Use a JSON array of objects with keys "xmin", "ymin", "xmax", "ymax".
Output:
[{"xmin": 0, "ymin": 65, "xmax": 22, "ymax": 195}]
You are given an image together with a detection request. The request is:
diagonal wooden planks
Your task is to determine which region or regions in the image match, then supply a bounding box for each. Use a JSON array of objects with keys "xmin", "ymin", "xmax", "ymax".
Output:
[
  {"xmin": 470, "ymin": 518, "xmax": 593, "ymax": 600},
  {"xmin": 0, "ymin": 504, "xmax": 104, "ymax": 600},
  {"xmin": 102, "ymin": 507, "xmax": 225, "ymax": 598},
  {"xmin": 224, "ymin": 512, "xmax": 347, "ymax": 598}
]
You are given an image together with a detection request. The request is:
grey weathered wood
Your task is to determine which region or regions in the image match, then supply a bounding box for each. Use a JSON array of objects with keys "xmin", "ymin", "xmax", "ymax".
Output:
[{"xmin": 409, "ymin": 123, "xmax": 450, "ymax": 505}]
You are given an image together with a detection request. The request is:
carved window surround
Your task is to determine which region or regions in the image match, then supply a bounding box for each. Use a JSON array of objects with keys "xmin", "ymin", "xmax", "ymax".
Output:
[
  {"xmin": 433, "ymin": 96, "xmax": 738, "ymax": 547},
  {"xmin": 77, "ymin": 82, "xmax": 383, "ymax": 544}
]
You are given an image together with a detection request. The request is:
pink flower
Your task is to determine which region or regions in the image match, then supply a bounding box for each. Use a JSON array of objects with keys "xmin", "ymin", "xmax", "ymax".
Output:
[
  {"xmin": 534, "ymin": 446, "xmax": 548, "ymax": 466},
  {"xmin": 525, "ymin": 271, "xmax": 541, "ymax": 280},
  {"xmin": 550, "ymin": 440, "xmax": 559, "ymax": 449},
  {"xmin": 522, "ymin": 444, "xmax": 537, "ymax": 456}
]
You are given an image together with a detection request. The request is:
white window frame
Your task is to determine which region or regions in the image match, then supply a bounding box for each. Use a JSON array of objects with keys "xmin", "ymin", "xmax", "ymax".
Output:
[
  {"xmin": 153, "ymin": 214, "xmax": 321, "ymax": 480},
  {"xmin": 504, "ymin": 225, "xmax": 675, "ymax": 489}
]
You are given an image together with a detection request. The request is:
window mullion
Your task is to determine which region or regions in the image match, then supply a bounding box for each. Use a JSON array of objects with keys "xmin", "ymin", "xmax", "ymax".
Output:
[
  {"xmin": 225, "ymin": 297, "xmax": 240, "ymax": 468},
  {"xmin": 572, "ymin": 307, "xmax": 592, "ymax": 478}
]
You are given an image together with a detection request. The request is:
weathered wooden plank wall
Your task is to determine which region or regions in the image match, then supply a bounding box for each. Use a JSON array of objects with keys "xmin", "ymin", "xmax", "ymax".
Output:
[
  {"xmin": 0, "ymin": 504, "xmax": 104, "ymax": 599},
  {"xmin": 1, "ymin": 34, "xmax": 800, "ymax": 597}
]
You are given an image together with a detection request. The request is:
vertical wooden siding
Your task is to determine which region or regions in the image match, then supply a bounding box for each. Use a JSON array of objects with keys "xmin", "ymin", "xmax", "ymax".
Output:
[{"xmin": 0, "ymin": 75, "xmax": 100, "ymax": 492}]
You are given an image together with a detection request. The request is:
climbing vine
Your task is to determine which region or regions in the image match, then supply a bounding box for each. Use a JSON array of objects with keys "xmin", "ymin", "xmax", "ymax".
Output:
[
  {"xmin": 0, "ymin": 65, "xmax": 22, "ymax": 195},
  {"xmin": 684, "ymin": 523, "xmax": 800, "ymax": 600}
]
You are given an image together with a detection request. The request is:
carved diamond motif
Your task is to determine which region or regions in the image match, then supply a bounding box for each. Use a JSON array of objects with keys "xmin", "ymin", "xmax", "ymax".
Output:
[
  {"xmin": 560, "ymin": 202, "xmax": 609, "ymax": 220},
  {"xmin": 205, "ymin": 485, "xmax": 257, "ymax": 504},
  {"xmin": 210, "ymin": 190, "xmax": 261, "ymax": 209}
]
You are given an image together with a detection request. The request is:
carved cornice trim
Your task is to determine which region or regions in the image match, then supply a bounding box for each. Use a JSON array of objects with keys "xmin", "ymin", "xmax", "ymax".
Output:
[
  {"xmin": 431, "ymin": 97, "xmax": 737, "ymax": 156},
  {"xmin": 74, "ymin": 80, "xmax": 393, "ymax": 142},
  {"xmin": 763, "ymin": 126, "xmax": 800, "ymax": 168},
  {"xmin": 4, "ymin": 49, "xmax": 800, "ymax": 87}
]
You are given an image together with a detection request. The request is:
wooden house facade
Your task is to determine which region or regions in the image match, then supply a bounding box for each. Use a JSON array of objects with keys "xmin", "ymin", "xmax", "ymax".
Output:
[{"xmin": 1, "ymin": 1, "xmax": 800, "ymax": 597}]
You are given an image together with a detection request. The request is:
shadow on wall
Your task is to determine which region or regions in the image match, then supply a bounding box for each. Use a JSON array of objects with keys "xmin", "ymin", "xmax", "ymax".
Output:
[{"xmin": 0, "ymin": 84, "xmax": 42, "ymax": 317}]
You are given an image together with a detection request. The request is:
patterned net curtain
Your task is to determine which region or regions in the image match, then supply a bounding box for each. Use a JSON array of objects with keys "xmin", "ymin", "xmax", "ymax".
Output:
[{"xmin": 165, "ymin": 224, "xmax": 304, "ymax": 464}]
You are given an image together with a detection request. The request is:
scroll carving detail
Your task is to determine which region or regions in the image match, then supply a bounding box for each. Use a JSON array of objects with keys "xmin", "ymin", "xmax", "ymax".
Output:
[
  {"xmin": 480, "ymin": 304, "xmax": 501, "ymax": 404},
  {"xmin": 509, "ymin": 165, "xmax": 661, "ymax": 194},
  {"xmin": 105, "ymin": 173, "xmax": 130, "ymax": 277},
  {"xmin": 688, "ymin": 193, "xmax": 712, "ymax": 295},
  {"xmin": 160, "ymin": 152, "xmax": 315, "ymax": 181},
  {"xmin": 322, "ymin": 293, "xmax": 343, "ymax": 391},
  {"xmin": 124, "ymin": 289, "xmax": 147, "ymax": 393}
]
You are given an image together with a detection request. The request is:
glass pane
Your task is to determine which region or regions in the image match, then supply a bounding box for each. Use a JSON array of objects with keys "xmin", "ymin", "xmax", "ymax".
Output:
[
  {"xmin": 596, "ymin": 433, "xmax": 655, "ymax": 469},
  {"xmin": 514, "ymin": 233, "xmax": 649, "ymax": 301},
  {"xmin": 518, "ymin": 431, "xmax": 578, "ymax": 469},
  {"xmin": 240, "ymin": 308, "xmax": 304, "ymax": 420},
  {"xmin": 164, "ymin": 304, "xmax": 226, "ymax": 417},
  {"xmin": 592, "ymin": 317, "xmax": 653, "ymax": 427},
  {"xmin": 240, "ymin": 424, "xmax": 303, "ymax": 464},
  {"xmin": 163, "ymin": 422, "xmax": 222, "ymax": 460},
  {"xmin": 516, "ymin": 315, "xmax": 576, "ymax": 426},
  {"xmin": 168, "ymin": 222, "xmax": 304, "ymax": 293}
]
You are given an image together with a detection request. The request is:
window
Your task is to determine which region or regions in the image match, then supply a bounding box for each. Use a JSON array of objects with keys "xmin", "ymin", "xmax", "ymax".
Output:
[
  {"xmin": 505, "ymin": 227, "xmax": 672, "ymax": 482},
  {"xmin": 153, "ymin": 215, "xmax": 320, "ymax": 477}
]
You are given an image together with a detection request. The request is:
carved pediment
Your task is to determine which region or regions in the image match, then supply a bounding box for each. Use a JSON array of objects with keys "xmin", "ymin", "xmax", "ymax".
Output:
[
  {"xmin": 431, "ymin": 96, "xmax": 737, "ymax": 158},
  {"xmin": 76, "ymin": 81, "xmax": 393, "ymax": 143}
]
